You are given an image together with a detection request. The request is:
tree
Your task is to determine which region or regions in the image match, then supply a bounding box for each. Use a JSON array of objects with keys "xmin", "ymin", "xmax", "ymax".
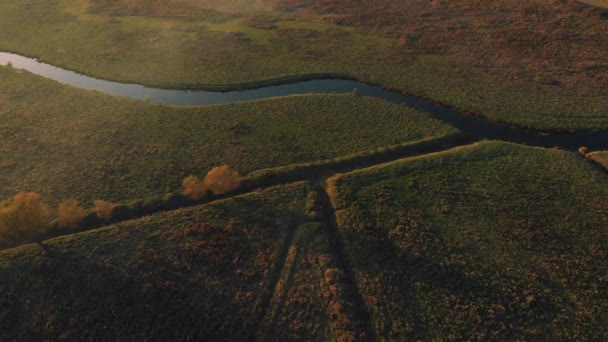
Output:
[
  {"xmin": 182, "ymin": 175, "xmax": 207, "ymax": 200},
  {"xmin": 57, "ymin": 199, "xmax": 87, "ymax": 229},
  {"xmin": 203, "ymin": 165, "xmax": 241, "ymax": 195},
  {"xmin": 93, "ymin": 200, "xmax": 115, "ymax": 220},
  {"xmin": 0, "ymin": 192, "xmax": 52, "ymax": 244}
]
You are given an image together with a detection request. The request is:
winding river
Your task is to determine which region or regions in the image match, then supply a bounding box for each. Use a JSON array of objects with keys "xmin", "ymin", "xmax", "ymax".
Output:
[{"xmin": 2, "ymin": 51, "xmax": 607, "ymax": 151}]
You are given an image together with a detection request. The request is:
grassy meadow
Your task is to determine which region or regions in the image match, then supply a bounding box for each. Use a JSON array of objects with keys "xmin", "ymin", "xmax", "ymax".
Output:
[
  {"xmin": 588, "ymin": 151, "xmax": 608, "ymax": 170},
  {"xmin": 579, "ymin": 0, "xmax": 608, "ymax": 9},
  {"xmin": 0, "ymin": 181, "xmax": 339, "ymax": 340},
  {"xmin": 0, "ymin": 0, "xmax": 606, "ymax": 130},
  {"xmin": 1, "ymin": 0, "xmax": 608, "ymax": 339},
  {"xmin": 326, "ymin": 141, "xmax": 608, "ymax": 340},
  {"xmin": 0, "ymin": 65, "xmax": 456, "ymax": 205}
]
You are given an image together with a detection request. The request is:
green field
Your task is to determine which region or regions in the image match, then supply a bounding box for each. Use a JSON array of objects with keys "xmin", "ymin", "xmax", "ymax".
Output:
[
  {"xmin": 3, "ymin": 142, "xmax": 608, "ymax": 339},
  {"xmin": 0, "ymin": 182, "xmax": 328, "ymax": 340},
  {"xmin": 0, "ymin": 65, "xmax": 456, "ymax": 205},
  {"xmin": 327, "ymin": 141, "xmax": 608, "ymax": 340},
  {"xmin": 0, "ymin": 0, "xmax": 606, "ymax": 130},
  {"xmin": 1, "ymin": 0, "xmax": 608, "ymax": 339},
  {"xmin": 0, "ymin": 181, "xmax": 375, "ymax": 340}
]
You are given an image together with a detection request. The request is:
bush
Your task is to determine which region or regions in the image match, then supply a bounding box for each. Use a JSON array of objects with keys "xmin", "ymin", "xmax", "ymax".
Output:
[
  {"xmin": 182, "ymin": 175, "xmax": 208, "ymax": 200},
  {"xmin": 183, "ymin": 165, "xmax": 241, "ymax": 200},
  {"xmin": 578, "ymin": 146, "xmax": 589, "ymax": 156},
  {"xmin": 111, "ymin": 204, "xmax": 132, "ymax": 221},
  {"xmin": 142, "ymin": 197, "xmax": 163, "ymax": 213},
  {"xmin": 0, "ymin": 192, "xmax": 52, "ymax": 244},
  {"xmin": 79, "ymin": 211, "xmax": 101, "ymax": 230},
  {"xmin": 57, "ymin": 199, "xmax": 87, "ymax": 229},
  {"xmin": 93, "ymin": 200, "xmax": 115, "ymax": 220},
  {"xmin": 127, "ymin": 199, "xmax": 145, "ymax": 216},
  {"xmin": 163, "ymin": 193, "xmax": 188, "ymax": 209},
  {"xmin": 203, "ymin": 165, "xmax": 241, "ymax": 195}
]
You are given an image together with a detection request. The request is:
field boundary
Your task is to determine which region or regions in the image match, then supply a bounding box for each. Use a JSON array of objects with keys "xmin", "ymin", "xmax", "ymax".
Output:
[{"xmin": 0, "ymin": 133, "xmax": 472, "ymax": 251}]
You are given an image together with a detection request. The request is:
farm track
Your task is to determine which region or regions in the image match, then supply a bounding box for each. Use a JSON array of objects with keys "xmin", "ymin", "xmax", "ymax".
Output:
[
  {"xmin": 315, "ymin": 184, "xmax": 377, "ymax": 341},
  {"xmin": 248, "ymin": 223, "xmax": 300, "ymax": 341}
]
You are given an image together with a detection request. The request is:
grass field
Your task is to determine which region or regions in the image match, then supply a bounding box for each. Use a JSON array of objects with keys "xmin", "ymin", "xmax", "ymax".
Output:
[
  {"xmin": 1, "ymin": 0, "xmax": 608, "ymax": 338},
  {"xmin": 3, "ymin": 142, "xmax": 608, "ymax": 339},
  {"xmin": 579, "ymin": 0, "xmax": 608, "ymax": 9},
  {"xmin": 0, "ymin": 65, "xmax": 456, "ymax": 205},
  {"xmin": 0, "ymin": 180, "xmax": 376, "ymax": 340},
  {"xmin": 0, "ymin": 182, "xmax": 333, "ymax": 340},
  {"xmin": 0, "ymin": 0, "xmax": 606, "ymax": 130},
  {"xmin": 588, "ymin": 151, "xmax": 608, "ymax": 170},
  {"xmin": 326, "ymin": 141, "xmax": 608, "ymax": 340}
]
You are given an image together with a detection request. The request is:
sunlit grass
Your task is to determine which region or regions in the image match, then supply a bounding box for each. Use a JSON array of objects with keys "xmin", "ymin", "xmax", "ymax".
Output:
[
  {"xmin": 588, "ymin": 151, "xmax": 608, "ymax": 170},
  {"xmin": 326, "ymin": 141, "xmax": 608, "ymax": 340},
  {"xmin": 578, "ymin": 0, "xmax": 608, "ymax": 9},
  {"xmin": 0, "ymin": 66, "xmax": 455, "ymax": 205}
]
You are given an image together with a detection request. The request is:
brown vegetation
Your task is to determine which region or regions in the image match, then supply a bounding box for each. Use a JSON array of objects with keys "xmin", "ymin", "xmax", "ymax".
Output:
[
  {"xmin": 183, "ymin": 165, "xmax": 241, "ymax": 200},
  {"xmin": 0, "ymin": 192, "xmax": 51, "ymax": 244},
  {"xmin": 203, "ymin": 165, "xmax": 241, "ymax": 195},
  {"xmin": 93, "ymin": 200, "xmax": 115, "ymax": 220},
  {"xmin": 182, "ymin": 175, "xmax": 208, "ymax": 201},
  {"xmin": 278, "ymin": 0, "xmax": 608, "ymax": 95},
  {"xmin": 56, "ymin": 199, "xmax": 87, "ymax": 229}
]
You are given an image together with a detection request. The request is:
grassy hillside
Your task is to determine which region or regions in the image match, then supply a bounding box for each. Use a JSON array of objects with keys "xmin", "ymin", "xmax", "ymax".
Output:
[
  {"xmin": 0, "ymin": 0, "xmax": 606, "ymax": 130},
  {"xmin": 0, "ymin": 66, "xmax": 455, "ymax": 205},
  {"xmin": 588, "ymin": 151, "xmax": 608, "ymax": 170},
  {"xmin": 579, "ymin": 0, "xmax": 608, "ymax": 9},
  {"xmin": 0, "ymin": 182, "xmax": 335, "ymax": 340},
  {"xmin": 326, "ymin": 141, "xmax": 608, "ymax": 340}
]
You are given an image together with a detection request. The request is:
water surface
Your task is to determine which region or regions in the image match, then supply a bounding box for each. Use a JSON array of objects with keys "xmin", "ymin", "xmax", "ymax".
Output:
[{"xmin": 2, "ymin": 51, "xmax": 607, "ymax": 151}]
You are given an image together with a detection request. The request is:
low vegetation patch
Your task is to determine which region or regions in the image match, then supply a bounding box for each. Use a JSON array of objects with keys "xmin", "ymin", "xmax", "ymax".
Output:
[{"xmin": 326, "ymin": 141, "xmax": 608, "ymax": 340}]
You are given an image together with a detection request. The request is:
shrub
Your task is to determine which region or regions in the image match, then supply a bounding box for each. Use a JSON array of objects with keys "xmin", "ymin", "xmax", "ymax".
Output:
[
  {"xmin": 57, "ymin": 199, "xmax": 87, "ymax": 229},
  {"xmin": 111, "ymin": 204, "xmax": 132, "ymax": 221},
  {"xmin": 163, "ymin": 193, "xmax": 188, "ymax": 209},
  {"xmin": 203, "ymin": 165, "xmax": 241, "ymax": 195},
  {"xmin": 0, "ymin": 192, "xmax": 52, "ymax": 244},
  {"xmin": 182, "ymin": 175, "xmax": 207, "ymax": 200},
  {"xmin": 93, "ymin": 200, "xmax": 115, "ymax": 220},
  {"xmin": 79, "ymin": 211, "xmax": 101, "ymax": 230},
  {"xmin": 142, "ymin": 197, "xmax": 163, "ymax": 213},
  {"xmin": 127, "ymin": 199, "xmax": 145, "ymax": 216},
  {"xmin": 578, "ymin": 146, "xmax": 589, "ymax": 156}
]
